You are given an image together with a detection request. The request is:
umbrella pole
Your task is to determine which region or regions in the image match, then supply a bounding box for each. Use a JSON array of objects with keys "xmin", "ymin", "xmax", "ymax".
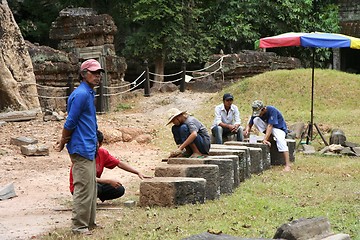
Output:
[
  {"xmin": 306, "ymin": 48, "xmax": 315, "ymax": 144},
  {"xmin": 310, "ymin": 48, "xmax": 315, "ymax": 140},
  {"xmin": 305, "ymin": 48, "xmax": 329, "ymax": 146}
]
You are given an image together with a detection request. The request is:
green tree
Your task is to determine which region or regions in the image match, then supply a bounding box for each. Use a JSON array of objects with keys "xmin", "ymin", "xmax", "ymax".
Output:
[
  {"xmin": 123, "ymin": 0, "xmax": 218, "ymax": 82},
  {"xmin": 8, "ymin": 0, "xmax": 63, "ymax": 45},
  {"xmin": 206, "ymin": 0, "xmax": 339, "ymax": 58},
  {"xmin": 8, "ymin": 0, "xmax": 340, "ymax": 71}
]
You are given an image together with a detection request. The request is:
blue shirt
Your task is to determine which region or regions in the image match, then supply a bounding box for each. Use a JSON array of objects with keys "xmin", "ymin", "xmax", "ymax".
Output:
[
  {"xmin": 249, "ymin": 106, "xmax": 287, "ymax": 133},
  {"xmin": 64, "ymin": 81, "xmax": 98, "ymax": 160}
]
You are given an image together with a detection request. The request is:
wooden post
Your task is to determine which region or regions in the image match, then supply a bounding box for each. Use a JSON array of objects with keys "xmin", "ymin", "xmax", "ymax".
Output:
[
  {"xmin": 180, "ymin": 60, "xmax": 186, "ymax": 92},
  {"xmin": 66, "ymin": 74, "xmax": 74, "ymax": 110},
  {"xmin": 98, "ymin": 75, "xmax": 104, "ymax": 113},
  {"xmin": 144, "ymin": 60, "xmax": 150, "ymax": 97}
]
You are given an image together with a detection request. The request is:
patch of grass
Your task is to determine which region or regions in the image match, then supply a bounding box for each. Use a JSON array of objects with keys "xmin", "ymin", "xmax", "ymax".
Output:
[
  {"xmin": 43, "ymin": 155, "xmax": 360, "ymax": 240},
  {"xmin": 114, "ymin": 103, "xmax": 133, "ymax": 112}
]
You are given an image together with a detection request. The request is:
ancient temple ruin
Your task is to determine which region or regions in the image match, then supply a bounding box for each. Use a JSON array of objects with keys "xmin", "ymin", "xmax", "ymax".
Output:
[
  {"xmin": 23, "ymin": 7, "xmax": 128, "ymax": 113},
  {"xmin": 47, "ymin": 7, "xmax": 128, "ymax": 112},
  {"xmin": 335, "ymin": 0, "xmax": 360, "ymax": 73}
]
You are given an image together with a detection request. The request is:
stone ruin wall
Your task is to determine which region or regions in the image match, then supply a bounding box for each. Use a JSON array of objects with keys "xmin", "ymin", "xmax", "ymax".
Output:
[
  {"xmin": 26, "ymin": 7, "xmax": 129, "ymax": 112},
  {"xmin": 186, "ymin": 50, "xmax": 301, "ymax": 92},
  {"xmin": 339, "ymin": 0, "xmax": 360, "ymax": 37},
  {"xmin": 25, "ymin": 41, "xmax": 78, "ymax": 112},
  {"xmin": 206, "ymin": 51, "xmax": 301, "ymax": 80}
]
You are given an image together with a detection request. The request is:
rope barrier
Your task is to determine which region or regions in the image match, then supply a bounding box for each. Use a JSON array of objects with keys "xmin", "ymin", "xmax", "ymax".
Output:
[
  {"xmin": 191, "ymin": 66, "xmax": 222, "ymax": 79},
  {"xmin": 104, "ymin": 78, "xmax": 147, "ymax": 96},
  {"xmin": 186, "ymin": 56, "xmax": 224, "ymax": 73},
  {"xmin": 149, "ymin": 70, "xmax": 182, "ymax": 77},
  {"xmin": 21, "ymin": 56, "xmax": 228, "ymax": 102},
  {"xmin": 20, "ymin": 82, "xmax": 70, "ymax": 90},
  {"xmin": 104, "ymin": 71, "xmax": 145, "ymax": 90},
  {"xmin": 149, "ymin": 77, "xmax": 182, "ymax": 84},
  {"xmin": 27, "ymin": 94, "xmax": 68, "ymax": 99}
]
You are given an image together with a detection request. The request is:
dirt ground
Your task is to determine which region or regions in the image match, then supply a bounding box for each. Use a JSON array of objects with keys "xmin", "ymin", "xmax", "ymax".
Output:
[{"xmin": 0, "ymin": 91, "xmax": 216, "ymax": 240}]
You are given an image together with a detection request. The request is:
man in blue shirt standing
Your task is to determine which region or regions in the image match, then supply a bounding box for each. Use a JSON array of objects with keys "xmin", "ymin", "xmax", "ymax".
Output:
[
  {"xmin": 244, "ymin": 100, "xmax": 291, "ymax": 172},
  {"xmin": 55, "ymin": 59, "xmax": 104, "ymax": 235}
]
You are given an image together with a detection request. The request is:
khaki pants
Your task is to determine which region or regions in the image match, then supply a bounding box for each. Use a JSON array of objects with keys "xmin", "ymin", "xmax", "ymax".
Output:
[{"xmin": 70, "ymin": 154, "xmax": 97, "ymax": 232}]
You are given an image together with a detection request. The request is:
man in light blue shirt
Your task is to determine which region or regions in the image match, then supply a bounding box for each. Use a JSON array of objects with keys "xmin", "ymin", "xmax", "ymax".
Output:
[{"xmin": 211, "ymin": 93, "xmax": 244, "ymax": 144}]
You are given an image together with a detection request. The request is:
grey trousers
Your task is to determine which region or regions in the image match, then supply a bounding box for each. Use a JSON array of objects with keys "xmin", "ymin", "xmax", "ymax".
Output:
[{"xmin": 70, "ymin": 154, "xmax": 97, "ymax": 233}]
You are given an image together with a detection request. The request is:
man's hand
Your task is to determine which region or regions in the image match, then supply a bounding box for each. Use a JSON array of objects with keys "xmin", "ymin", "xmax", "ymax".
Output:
[
  {"xmin": 54, "ymin": 136, "xmax": 70, "ymax": 152},
  {"xmin": 230, "ymin": 124, "xmax": 240, "ymax": 133},
  {"xmin": 169, "ymin": 149, "xmax": 183, "ymax": 158},
  {"xmin": 244, "ymin": 128, "xmax": 250, "ymax": 137},
  {"xmin": 262, "ymin": 139, "xmax": 271, "ymax": 147},
  {"xmin": 137, "ymin": 173, "xmax": 152, "ymax": 180},
  {"xmin": 108, "ymin": 179, "xmax": 122, "ymax": 188}
]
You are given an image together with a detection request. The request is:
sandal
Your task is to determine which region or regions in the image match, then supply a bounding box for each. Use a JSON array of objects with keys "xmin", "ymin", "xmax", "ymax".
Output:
[
  {"xmin": 180, "ymin": 152, "xmax": 192, "ymax": 158},
  {"xmin": 189, "ymin": 153, "xmax": 205, "ymax": 158}
]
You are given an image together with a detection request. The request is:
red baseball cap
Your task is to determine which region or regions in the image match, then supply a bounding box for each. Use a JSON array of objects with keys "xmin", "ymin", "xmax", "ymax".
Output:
[{"xmin": 80, "ymin": 59, "xmax": 105, "ymax": 72}]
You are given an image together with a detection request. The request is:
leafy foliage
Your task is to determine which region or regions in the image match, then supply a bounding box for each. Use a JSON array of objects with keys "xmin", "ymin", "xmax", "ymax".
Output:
[
  {"xmin": 123, "ymin": 0, "xmax": 217, "ymax": 63},
  {"xmin": 7, "ymin": 0, "xmax": 340, "ymax": 67}
]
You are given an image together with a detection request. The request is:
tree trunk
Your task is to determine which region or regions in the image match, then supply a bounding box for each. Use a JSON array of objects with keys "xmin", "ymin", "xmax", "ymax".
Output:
[{"xmin": 154, "ymin": 57, "xmax": 165, "ymax": 82}]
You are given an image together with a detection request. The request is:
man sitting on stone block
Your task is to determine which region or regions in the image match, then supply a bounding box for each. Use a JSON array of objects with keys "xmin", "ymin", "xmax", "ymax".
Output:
[
  {"xmin": 69, "ymin": 130, "xmax": 151, "ymax": 202},
  {"xmin": 211, "ymin": 93, "xmax": 244, "ymax": 144},
  {"xmin": 244, "ymin": 100, "xmax": 291, "ymax": 172},
  {"xmin": 166, "ymin": 108, "xmax": 211, "ymax": 158}
]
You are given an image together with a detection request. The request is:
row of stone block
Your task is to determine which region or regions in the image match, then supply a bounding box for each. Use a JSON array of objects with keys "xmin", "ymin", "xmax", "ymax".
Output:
[{"xmin": 139, "ymin": 140, "xmax": 296, "ymax": 207}]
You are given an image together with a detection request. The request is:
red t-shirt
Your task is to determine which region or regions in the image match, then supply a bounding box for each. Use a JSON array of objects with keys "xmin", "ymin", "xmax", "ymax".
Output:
[{"xmin": 69, "ymin": 148, "xmax": 120, "ymax": 193}]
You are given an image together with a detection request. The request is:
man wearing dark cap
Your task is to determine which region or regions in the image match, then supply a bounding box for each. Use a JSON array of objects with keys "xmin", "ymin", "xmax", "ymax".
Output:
[
  {"xmin": 211, "ymin": 93, "xmax": 244, "ymax": 144},
  {"xmin": 55, "ymin": 59, "xmax": 105, "ymax": 234},
  {"xmin": 244, "ymin": 100, "xmax": 291, "ymax": 171}
]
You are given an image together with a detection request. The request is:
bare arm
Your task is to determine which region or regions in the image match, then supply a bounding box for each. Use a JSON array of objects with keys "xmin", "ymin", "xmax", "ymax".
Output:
[
  {"xmin": 244, "ymin": 124, "xmax": 253, "ymax": 137},
  {"xmin": 54, "ymin": 128, "xmax": 73, "ymax": 152},
  {"xmin": 179, "ymin": 131, "xmax": 197, "ymax": 150},
  {"xmin": 117, "ymin": 161, "xmax": 152, "ymax": 180},
  {"xmin": 262, "ymin": 124, "xmax": 273, "ymax": 146}
]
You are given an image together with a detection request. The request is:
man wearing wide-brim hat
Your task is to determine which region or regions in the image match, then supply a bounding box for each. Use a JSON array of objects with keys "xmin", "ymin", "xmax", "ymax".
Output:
[
  {"xmin": 244, "ymin": 100, "xmax": 291, "ymax": 172},
  {"xmin": 166, "ymin": 108, "xmax": 210, "ymax": 158}
]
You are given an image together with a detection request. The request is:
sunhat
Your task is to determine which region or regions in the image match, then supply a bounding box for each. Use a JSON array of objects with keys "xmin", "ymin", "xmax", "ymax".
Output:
[{"xmin": 166, "ymin": 108, "xmax": 187, "ymax": 125}]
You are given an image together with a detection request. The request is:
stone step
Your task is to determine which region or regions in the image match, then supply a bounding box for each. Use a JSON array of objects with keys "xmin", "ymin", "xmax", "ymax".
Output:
[
  {"xmin": 212, "ymin": 144, "xmax": 263, "ymax": 174},
  {"xmin": 207, "ymin": 155, "xmax": 240, "ymax": 188},
  {"xmin": 247, "ymin": 147, "xmax": 263, "ymax": 174},
  {"xmin": 209, "ymin": 148, "xmax": 250, "ymax": 181},
  {"xmin": 139, "ymin": 177, "xmax": 206, "ymax": 207},
  {"xmin": 154, "ymin": 164, "xmax": 220, "ymax": 200},
  {"xmin": 166, "ymin": 157, "xmax": 234, "ymax": 194},
  {"xmin": 225, "ymin": 139, "xmax": 295, "ymax": 166},
  {"xmin": 269, "ymin": 138, "xmax": 296, "ymax": 165},
  {"xmin": 224, "ymin": 141, "xmax": 271, "ymax": 170}
]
